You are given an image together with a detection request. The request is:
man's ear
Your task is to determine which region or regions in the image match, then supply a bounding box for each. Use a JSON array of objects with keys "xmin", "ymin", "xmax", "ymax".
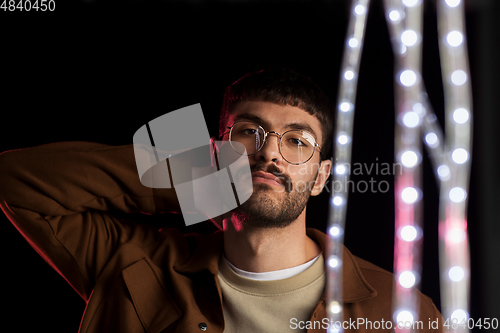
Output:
[{"xmin": 311, "ymin": 158, "xmax": 332, "ymax": 196}]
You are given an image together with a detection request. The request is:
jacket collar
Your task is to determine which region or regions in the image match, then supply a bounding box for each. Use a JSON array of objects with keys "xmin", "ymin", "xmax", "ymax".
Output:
[{"xmin": 174, "ymin": 227, "xmax": 376, "ymax": 303}]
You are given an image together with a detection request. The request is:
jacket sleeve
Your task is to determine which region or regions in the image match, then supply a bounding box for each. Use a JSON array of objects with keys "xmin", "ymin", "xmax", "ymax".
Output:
[{"xmin": 0, "ymin": 141, "xmax": 179, "ymax": 301}]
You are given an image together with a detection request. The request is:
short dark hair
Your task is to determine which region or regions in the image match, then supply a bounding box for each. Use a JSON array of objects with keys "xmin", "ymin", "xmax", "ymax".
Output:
[{"xmin": 219, "ymin": 67, "xmax": 335, "ymax": 160}]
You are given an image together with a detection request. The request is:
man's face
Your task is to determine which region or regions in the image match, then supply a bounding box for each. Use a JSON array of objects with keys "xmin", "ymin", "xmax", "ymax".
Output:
[{"xmin": 222, "ymin": 100, "xmax": 331, "ymax": 229}]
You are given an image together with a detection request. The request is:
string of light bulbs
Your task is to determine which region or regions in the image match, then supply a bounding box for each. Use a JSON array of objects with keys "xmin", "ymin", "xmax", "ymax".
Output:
[
  {"xmin": 384, "ymin": 0, "xmax": 426, "ymax": 328},
  {"xmin": 436, "ymin": 0, "xmax": 472, "ymax": 329},
  {"xmin": 326, "ymin": 0, "xmax": 370, "ymax": 330}
]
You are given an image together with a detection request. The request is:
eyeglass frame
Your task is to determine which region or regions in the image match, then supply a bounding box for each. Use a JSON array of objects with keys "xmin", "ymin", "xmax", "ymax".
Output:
[{"xmin": 222, "ymin": 121, "xmax": 322, "ymax": 165}]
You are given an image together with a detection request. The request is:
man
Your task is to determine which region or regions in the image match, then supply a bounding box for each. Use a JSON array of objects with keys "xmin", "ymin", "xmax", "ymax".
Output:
[{"xmin": 0, "ymin": 67, "xmax": 441, "ymax": 332}]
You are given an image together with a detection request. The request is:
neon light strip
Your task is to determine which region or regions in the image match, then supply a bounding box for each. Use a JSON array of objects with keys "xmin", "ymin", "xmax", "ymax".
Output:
[{"xmin": 326, "ymin": 0, "xmax": 370, "ymax": 331}]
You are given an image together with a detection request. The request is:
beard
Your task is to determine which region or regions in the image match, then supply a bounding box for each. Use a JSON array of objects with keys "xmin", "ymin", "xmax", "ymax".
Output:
[{"xmin": 232, "ymin": 162, "xmax": 316, "ymax": 229}]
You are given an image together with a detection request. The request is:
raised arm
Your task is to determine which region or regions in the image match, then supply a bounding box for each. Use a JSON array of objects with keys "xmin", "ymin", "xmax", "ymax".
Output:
[{"xmin": 0, "ymin": 141, "xmax": 179, "ymax": 301}]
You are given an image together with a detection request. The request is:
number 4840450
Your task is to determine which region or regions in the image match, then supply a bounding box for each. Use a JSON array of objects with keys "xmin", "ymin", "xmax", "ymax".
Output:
[
  {"xmin": 1, "ymin": 0, "xmax": 56, "ymax": 11},
  {"xmin": 444, "ymin": 318, "xmax": 499, "ymax": 330}
]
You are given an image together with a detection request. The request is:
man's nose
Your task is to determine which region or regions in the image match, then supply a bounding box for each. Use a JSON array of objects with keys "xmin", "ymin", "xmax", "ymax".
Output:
[{"xmin": 254, "ymin": 132, "xmax": 282, "ymax": 164}]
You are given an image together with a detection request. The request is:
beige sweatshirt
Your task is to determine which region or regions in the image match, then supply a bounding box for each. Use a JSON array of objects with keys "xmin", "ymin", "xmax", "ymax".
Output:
[{"xmin": 218, "ymin": 254, "xmax": 325, "ymax": 333}]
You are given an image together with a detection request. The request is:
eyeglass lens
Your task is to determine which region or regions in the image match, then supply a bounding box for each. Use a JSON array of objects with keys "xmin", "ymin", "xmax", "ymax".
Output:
[{"xmin": 229, "ymin": 121, "xmax": 316, "ymax": 164}]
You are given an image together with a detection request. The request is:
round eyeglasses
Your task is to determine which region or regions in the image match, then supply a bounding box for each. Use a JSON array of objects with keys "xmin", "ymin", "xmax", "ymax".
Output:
[{"xmin": 224, "ymin": 121, "xmax": 321, "ymax": 165}]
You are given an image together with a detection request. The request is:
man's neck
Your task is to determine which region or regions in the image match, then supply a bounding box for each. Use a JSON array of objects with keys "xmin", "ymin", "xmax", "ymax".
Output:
[{"xmin": 222, "ymin": 210, "xmax": 321, "ymax": 273}]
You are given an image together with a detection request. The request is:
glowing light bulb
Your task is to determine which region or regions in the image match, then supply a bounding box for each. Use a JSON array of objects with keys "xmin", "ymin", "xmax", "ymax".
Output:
[
  {"xmin": 399, "ymin": 271, "xmax": 416, "ymax": 288},
  {"xmin": 451, "ymin": 70, "xmax": 467, "ymax": 85},
  {"xmin": 447, "ymin": 228, "xmax": 466, "ymax": 243},
  {"xmin": 332, "ymin": 196, "xmax": 343, "ymax": 206},
  {"xmin": 402, "ymin": 0, "xmax": 421, "ymax": 6},
  {"xmin": 425, "ymin": 133, "xmax": 439, "ymax": 148},
  {"xmin": 389, "ymin": 10, "xmax": 400, "ymax": 22},
  {"xmin": 329, "ymin": 256, "xmax": 340, "ymax": 268},
  {"xmin": 448, "ymin": 266, "xmax": 465, "ymax": 282},
  {"xmin": 354, "ymin": 4, "xmax": 365, "ymax": 15},
  {"xmin": 330, "ymin": 301, "xmax": 342, "ymax": 314},
  {"xmin": 338, "ymin": 135, "xmax": 348, "ymax": 145},
  {"xmin": 396, "ymin": 310, "xmax": 414, "ymax": 327},
  {"xmin": 401, "ymin": 44, "xmax": 407, "ymax": 54},
  {"xmin": 447, "ymin": 31, "xmax": 463, "ymax": 47},
  {"xmin": 401, "ymin": 151, "xmax": 419, "ymax": 167},
  {"xmin": 335, "ymin": 164, "xmax": 346, "ymax": 175},
  {"xmin": 339, "ymin": 102, "xmax": 352, "ymax": 112},
  {"xmin": 329, "ymin": 225, "xmax": 342, "ymax": 237},
  {"xmin": 453, "ymin": 108, "xmax": 469, "ymax": 124},
  {"xmin": 445, "ymin": 0, "xmax": 461, "ymax": 7},
  {"xmin": 344, "ymin": 70, "xmax": 355, "ymax": 80},
  {"xmin": 401, "ymin": 187, "xmax": 418, "ymax": 204},
  {"xmin": 449, "ymin": 187, "xmax": 467, "ymax": 203},
  {"xmin": 437, "ymin": 165, "xmax": 450, "ymax": 180},
  {"xmin": 400, "ymin": 226, "xmax": 417, "ymax": 242},
  {"xmin": 348, "ymin": 38, "xmax": 359, "ymax": 48},
  {"xmin": 403, "ymin": 111, "xmax": 420, "ymax": 128},
  {"xmin": 452, "ymin": 148, "xmax": 469, "ymax": 164},
  {"xmin": 451, "ymin": 309, "xmax": 469, "ymax": 322},
  {"xmin": 412, "ymin": 102, "xmax": 425, "ymax": 115},
  {"xmin": 401, "ymin": 30, "xmax": 418, "ymax": 46},
  {"xmin": 400, "ymin": 70, "xmax": 417, "ymax": 87}
]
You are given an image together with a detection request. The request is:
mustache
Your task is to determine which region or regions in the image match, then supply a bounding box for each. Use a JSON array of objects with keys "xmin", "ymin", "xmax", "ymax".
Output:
[{"xmin": 251, "ymin": 162, "xmax": 293, "ymax": 192}]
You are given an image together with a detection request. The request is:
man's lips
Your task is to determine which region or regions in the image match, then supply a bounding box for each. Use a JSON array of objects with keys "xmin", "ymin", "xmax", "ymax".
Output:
[{"xmin": 251, "ymin": 171, "xmax": 283, "ymax": 186}]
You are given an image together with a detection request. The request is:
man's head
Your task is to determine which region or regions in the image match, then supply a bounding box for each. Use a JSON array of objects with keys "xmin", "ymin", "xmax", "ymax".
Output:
[
  {"xmin": 219, "ymin": 67, "xmax": 334, "ymax": 161},
  {"xmin": 218, "ymin": 67, "xmax": 334, "ymax": 229}
]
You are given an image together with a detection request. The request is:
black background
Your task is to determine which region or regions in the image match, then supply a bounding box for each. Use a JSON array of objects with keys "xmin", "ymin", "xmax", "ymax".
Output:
[{"xmin": 0, "ymin": 0, "xmax": 499, "ymax": 331}]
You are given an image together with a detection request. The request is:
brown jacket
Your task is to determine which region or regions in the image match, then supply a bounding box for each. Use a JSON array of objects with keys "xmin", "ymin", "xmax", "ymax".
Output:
[{"xmin": 0, "ymin": 142, "xmax": 442, "ymax": 332}]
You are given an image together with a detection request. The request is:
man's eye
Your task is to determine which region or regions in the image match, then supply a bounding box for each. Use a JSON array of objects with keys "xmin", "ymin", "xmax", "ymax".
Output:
[
  {"xmin": 289, "ymin": 138, "xmax": 307, "ymax": 146},
  {"xmin": 240, "ymin": 128, "xmax": 258, "ymax": 135}
]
